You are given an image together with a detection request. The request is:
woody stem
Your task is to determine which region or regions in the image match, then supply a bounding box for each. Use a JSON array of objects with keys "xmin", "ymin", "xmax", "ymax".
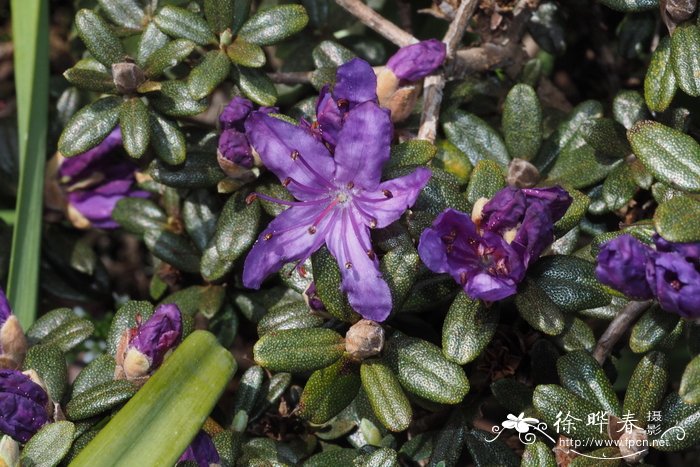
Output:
[{"xmin": 592, "ymin": 300, "xmax": 653, "ymax": 365}]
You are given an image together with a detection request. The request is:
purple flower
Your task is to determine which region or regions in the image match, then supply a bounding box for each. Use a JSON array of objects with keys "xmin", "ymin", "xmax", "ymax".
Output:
[
  {"xmin": 418, "ymin": 186, "xmax": 572, "ymax": 301},
  {"xmin": 386, "ymin": 39, "xmax": 447, "ymax": 82},
  {"xmin": 646, "ymin": 249, "xmax": 700, "ymax": 319},
  {"xmin": 0, "ymin": 370, "xmax": 49, "ymax": 443},
  {"xmin": 59, "ymin": 127, "xmax": 148, "ymax": 229},
  {"xmin": 595, "ymin": 235, "xmax": 655, "ymax": 300},
  {"xmin": 179, "ymin": 430, "xmax": 220, "ymax": 467},
  {"xmin": 130, "ymin": 304, "xmax": 182, "ymax": 369},
  {"xmin": 218, "ymin": 97, "xmax": 276, "ymax": 169},
  {"xmin": 242, "ymin": 102, "xmax": 431, "ymax": 322}
]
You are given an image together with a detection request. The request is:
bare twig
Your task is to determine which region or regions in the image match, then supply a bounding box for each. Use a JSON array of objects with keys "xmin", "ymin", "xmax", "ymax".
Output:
[
  {"xmin": 335, "ymin": 0, "xmax": 417, "ymax": 47},
  {"xmin": 417, "ymin": 0, "xmax": 479, "ymax": 141},
  {"xmin": 267, "ymin": 71, "xmax": 313, "ymax": 85},
  {"xmin": 592, "ymin": 300, "xmax": 653, "ymax": 365}
]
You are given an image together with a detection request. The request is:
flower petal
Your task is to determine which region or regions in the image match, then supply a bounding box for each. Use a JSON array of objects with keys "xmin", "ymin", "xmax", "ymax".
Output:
[
  {"xmin": 131, "ymin": 303, "xmax": 182, "ymax": 369},
  {"xmin": 245, "ymin": 112, "xmax": 335, "ymax": 200},
  {"xmin": 333, "ymin": 101, "xmax": 392, "ymax": 191},
  {"xmin": 315, "ymin": 85, "xmax": 343, "ymax": 148},
  {"xmin": 58, "ymin": 127, "xmax": 122, "ymax": 180},
  {"xmin": 333, "ymin": 58, "xmax": 378, "ymax": 106},
  {"xmin": 596, "ymin": 235, "xmax": 654, "ymax": 300},
  {"xmin": 386, "ymin": 39, "xmax": 447, "ymax": 82},
  {"xmin": 219, "ymin": 96, "xmax": 254, "ymax": 131},
  {"xmin": 325, "ymin": 208, "xmax": 392, "ymax": 322},
  {"xmin": 522, "ymin": 186, "xmax": 573, "ymax": 223},
  {"xmin": 647, "ymin": 251, "xmax": 700, "ymax": 318},
  {"xmin": 354, "ymin": 167, "xmax": 431, "ymax": 228},
  {"xmin": 465, "ymin": 271, "xmax": 518, "ymax": 301},
  {"xmin": 243, "ymin": 203, "xmax": 331, "ymax": 289}
]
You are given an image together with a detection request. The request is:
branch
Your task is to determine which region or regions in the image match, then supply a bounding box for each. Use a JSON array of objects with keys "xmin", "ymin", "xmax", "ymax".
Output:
[
  {"xmin": 335, "ymin": 0, "xmax": 417, "ymax": 47},
  {"xmin": 267, "ymin": 71, "xmax": 313, "ymax": 84},
  {"xmin": 592, "ymin": 300, "xmax": 653, "ymax": 365},
  {"xmin": 417, "ymin": 0, "xmax": 479, "ymax": 141}
]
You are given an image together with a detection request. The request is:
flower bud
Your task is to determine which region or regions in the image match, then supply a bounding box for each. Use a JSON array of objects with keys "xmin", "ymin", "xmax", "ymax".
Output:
[
  {"xmin": 596, "ymin": 235, "xmax": 654, "ymax": 300},
  {"xmin": 0, "ymin": 370, "xmax": 50, "ymax": 443},
  {"xmin": 0, "ymin": 435, "xmax": 19, "ymax": 467},
  {"xmin": 112, "ymin": 62, "xmax": 146, "ymax": 94},
  {"xmin": 345, "ymin": 320, "xmax": 384, "ymax": 359},
  {"xmin": 303, "ymin": 283, "xmax": 326, "ymax": 313},
  {"xmin": 0, "ymin": 290, "xmax": 27, "ymax": 370},
  {"xmin": 507, "ymin": 158, "xmax": 540, "ymax": 188},
  {"xmin": 618, "ymin": 427, "xmax": 648, "ymax": 464}
]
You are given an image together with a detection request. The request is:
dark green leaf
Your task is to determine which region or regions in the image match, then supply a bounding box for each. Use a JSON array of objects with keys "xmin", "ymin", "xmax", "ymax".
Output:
[
  {"xmin": 226, "ymin": 38, "xmax": 265, "ymax": 68},
  {"xmin": 152, "ymin": 80, "xmax": 208, "ymax": 117},
  {"xmin": 680, "ymin": 355, "xmax": 700, "ymax": 405},
  {"xmin": 136, "ymin": 23, "xmax": 169, "ymax": 67},
  {"xmin": 298, "ymin": 356, "xmax": 361, "ymax": 424},
  {"xmin": 204, "ymin": 0, "xmax": 234, "ymax": 34},
  {"xmin": 312, "ymin": 40, "xmax": 355, "ymax": 67},
  {"xmin": 533, "ymin": 385, "xmax": 609, "ymax": 441},
  {"xmin": 98, "ymin": 0, "xmax": 144, "ymax": 29},
  {"xmin": 257, "ymin": 300, "xmax": 322, "ymax": 335},
  {"xmin": 23, "ymin": 344, "xmax": 67, "ymax": 402},
  {"xmin": 464, "ymin": 429, "xmax": 519, "ymax": 467},
  {"xmin": 654, "ymin": 195, "xmax": 700, "ymax": 242},
  {"xmin": 150, "ymin": 150, "xmax": 226, "ymax": 188},
  {"xmin": 630, "ymin": 305, "xmax": 680, "ymax": 353},
  {"xmin": 143, "ymin": 39, "xmax": 195, "ymax": 78},
  {"xmin": 63, "ymin": 66, "xmax": 116, "ymax": 93},
  {"xmin": 234, "ymin": 65, "xmax": 278, "ymax": 106},
  {"xmin": 623, "ymin": 351, "xmax": 668, "ymax": 426},
  {"xmin": 239, "ymin": 5, "xmax": 309, "ymax": 46},
  {"xmin": 612, "ymin": 90, "xmax": 649, "ymax": 129},
  {"xmin": 385, "ymin": 140, "xmax": 436, "ymax": 170},
  {"xmin": 154, "ymin": 5, "xmax": 215, "ymax": 45},
  {"xmin": 72, "ymin": 355, "xmax": 117, "ymax": 397},
  {"xmin": 502, "ymin": 84, "xmax": 542, "ymax": 161},
  {"xmin": 182, "ymin": 189, "xmax": 220, "ymax": 251},
  {"xmin": 443, "ymin": 111, "xmax": 510, "ymax": 168},
  {"xmin": 465, "ymin": 160, "xmax": 506, "ymax": 205},
  {"xmin": 188, "ymin": 50, "xmax": 231, "ymax": 99},
  {"xmin": 311, "ymin": 246, "xmax": 358, "ymax": 323},
  {"xmin": 515, "ymin": 278, "xmax": 566, "ymax": 335},
  {"xmin": 58, "ymin": 96, "xmax": 121, "ymax": 157},
  {"xmin": 112, "ymin": 198, "xmax": 168, "ymax": 235},
  {"xmin": 119, "ymin": 98, "xmax": 150, "ymax": 158},
  {"xmin": 361, "ymin": 359, "xmax": 412, "ymax": 432},
  {"xmin": 107, "ymin": 301, "xmax": 154, "ymax": 356},
  {"xmin": 21, "ymin": 421, "xmax": 75, "ymax": 467},
  {"xmin": 442, "ymin": 294, "xmax": 498, "ymax": 364},
  {"xmin": 671, "ymin": 23, "xmax": 700, "ymax": 97},
  {"xmin": 144, "ymin": 229, "xmax": 201, "ymax": 273},
  {"xmin": 149, "ymin": 111, "xmax": 186, "ymax": 166},
  {"xmin": 253, "ymin": 328, "xmax": 345, "ymax": 373},
  {"xmin": 602, "ymin": 163, "xmax": 637, "ymax": 211},
  {"xmin": 557, "ymin": 350, "xmax": 620, "ymax": 415},
  {"xmin": 644, "ymin": 37, "xmax": 676, "ymax": 112},
  {"xmin": 75, "ymin": 9, "xmax": 125, "ymax": 66},
  {"xmin": 521, "ymin": 440, "xmax": 556, "ymax": 467},
  {"xmin": 652, "ymin": 392, "xmax": 700, "ymax": 451},
  {"xmin": 597, "ymin": 0, "xmax": 658, "ymax": 11}
]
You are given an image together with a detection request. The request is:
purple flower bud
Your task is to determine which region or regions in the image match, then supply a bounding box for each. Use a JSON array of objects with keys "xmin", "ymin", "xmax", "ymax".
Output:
[
  {"xmin": 0, "ymin": 370, "xmax": 49, "ymax": 443},
  {"xmin": 218, "ymin": 129, "xmax": 254, "ymax": 168},
  {"xmin": 521, "ymin": 186, "xmax": 573, "ymax": 223},
  {"xmin": 217, "ymin": 98, "xmax": 277, "ymax": 173},
  {"xmin": 219, "ymin": 97, "xmax": 254, "ymax": 131},
  {"xmin": 386, "ymin": 39, "xmax": 447, "ymax": 82},
  {"xmin": 480, "ymin": 186, "xmax": 527, "ymax": 233},
  {"xmin": 179, "ymin": 430, "xmax": 220, "ymax": 467},
  {"xmin": 130, "ymin": 304, "xmax": 182, "ymax": 370},
  {"xmin": 303, "ymin": 283, "xmax": 326, "ymax": 312},
  {"xmin": 646, "ymin": 251, "xmax": 700, "ymax": 318},
  {"xmin": 595, "ymin": 235, "xmax": 654, "ymax": 300},
  {"xmin": 653, "ymin": 234, "xmax": 700, "ymax": 266}
]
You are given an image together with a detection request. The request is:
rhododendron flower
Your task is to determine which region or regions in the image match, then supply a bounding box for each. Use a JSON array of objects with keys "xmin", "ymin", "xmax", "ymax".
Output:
[
  {"xmin": 0, "ymin": 370, "xmax": 49, "ymax": 443},
  {"xmin": 242, "ymin": 98, "xmax": 430, "ymax": 322},
  {"xmin": 418, "ymin": 186, "xmax": 572, "ymax": 301},
  {"xmin": 385, "ymin": 39, "xmax": 447, "ymax": 82},
  {"xmin": 58, "ymin": 128, "xmax": 147, "ymax": 229},
  {"xmin": 217, "ymin": 97, "xmax": 277, "ymax": 169},
  {"xmin": 179, "ymin": 430, "xmax": 220, "ymax": 467},
  {"xmin": 595, "ymin": 235, "xmax": 654, "ymax": 300}
]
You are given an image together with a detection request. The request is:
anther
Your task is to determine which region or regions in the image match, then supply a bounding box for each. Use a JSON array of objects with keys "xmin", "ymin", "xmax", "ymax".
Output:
[
  {"xmin": 291, "ymin": 150, "xmax": 300, "ymax": 160},
  {"xmin": 347, "ymin": 181, "xmax": 354, "ymax": 189},
  {"xmin": 337, "ymin": 98, "xmax": 349, "ymax": 110},
  {"xmin": 367, "ymin": 250, "xmax": 376, "ymax": 260},
  {"xmin": 298, "ymin": 265, "xmax": 308, "ymax": 277},
  {"xmin": 308, "ymin": 226, "xmax": 317, "ymax": 234},
  {"xmin": 345, "ymin": 261, "xmax": 353, "ymax": 269},
  {"xmin": 264, "ymin": 233, "xmax": 273, "ymax": 241},
  {"xmin": 369, "ymin": 218, "xmax": 377, "ymax": 228},
  {"xmin": 382, "ymin": 189, "xmax": 393, "ymax": 198},
  {"xmin": 282, "ymin": 177, "xmax": 291, "ymax": 187},
  {"xmin": 459, "ymin": 271, "xmax": 468, "ymax": 285},
  {"xmin": 245, "ymin": 193, "xmax": 257, "ymax": 204}
]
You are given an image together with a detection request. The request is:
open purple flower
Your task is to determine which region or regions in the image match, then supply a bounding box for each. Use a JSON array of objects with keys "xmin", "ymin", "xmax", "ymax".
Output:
[
  {"xmin": 646, "ymin": 250, "xmax": 700, "ymax": 318},
  {"xmin": 179, "ymin": 430, "xmax": 220, "ymax": 467},
  {"xmin": 218, "ymin": 97, "xmax": 276, "ymax": 169},
  {"xmin": 595, "ymin": 235, "xmax": 654, "ymax": 300},
  {"xmin": 418, "ymin": 186, "xmax": 572, "ymax": 301},
  {"xmin": 0, "ymin": 288, "xmax": 27, "ymax": 369},
  {"xmin": 385, "ymin": 39, "xmax": 447, "ymax": 82},
  {"xmin": 242, "ymin": 101, "xmax": 431, "ymax": 322},
  {"xmin": 0, "ymin": 370, "xmax": 49, "ymax": 443},
  {"xmin": 117, "ymin": 304, "xmax": 182, "ymax": 381},
  {"xmin": 58, "ymin": 127, "xmax": 148, "ymax": 229}
]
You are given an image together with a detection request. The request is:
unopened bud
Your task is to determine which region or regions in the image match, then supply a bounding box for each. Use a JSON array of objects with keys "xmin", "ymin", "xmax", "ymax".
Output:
[
  {"xmin": 377, "ymin": 69, "xmax": 421, "ymax": 123},
  {"xmin": 618, "ymin": 427, "xmax": 648, "ymax": 464},
  {"xmin": 122, "ymin": 347, "xmax": 151, "ymax": 380},
  {"xmin": 345, "ymin": 320, "xmax": 384, "ymax": 359},
  {"xmin": 507, "ymin": 158, "xmax": 540, "ymax": 188},
  {"xmin": 112, "ymin": 62, "xmax": 146, "ymax": 94},
  {"xmin": 0, "ymin": 316, "xmax": 27, "ymax": 369},
  {"xmin": 0, "ymin": 435, "xmax": 19, "ymax": 467}
]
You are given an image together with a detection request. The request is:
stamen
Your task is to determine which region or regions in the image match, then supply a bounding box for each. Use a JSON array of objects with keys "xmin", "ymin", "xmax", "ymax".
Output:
[
  {"xmin": 298, "ymin": 265, "xmax": 307, "ymax": 277},
  {"xmin": 308, "ymin": 226, "xmax": 317, "ymax": 234},
  {"xmin": 347, "ymin": 181, "xmax": 354, "ymax": 189},
  {"xmin": 282, "ymin": 177, "xmax": 291, "ymax": 187},
  {"xmin": 246, "ymin": 193, "xmax": 257, "ymax": 204},
  {"xmin": 337, "ymin": 98, "xmax": 349, "ymax": 110},
  {"xmin": 289, "ymin": 149, "xmax": 334, "ymax": 189},
  {"xmin": 369, "ymin": 218, "xmax": 377, "ymax": 228},
  {"xmin": 382, "ymin": 189, "xmax": 393, "ymax": 198},
  {"xmin": 252, "ymin": 191, "xmax": 330, "ymax": 207},
  {"xmin": 345, "ymin": 262, "xmax": 353, "ymax": 269},
  {"xmin": 264, "ymin": 233, "xmax": 273, "ymax": 240},
  {"xmin": 352, "ymin": 201, "xmax": 380, "ymax": 226},
  {"xmin": 459, "ymin": 272, "xmax": 468, "ymax": 285},
  {"xmin": 670, "ymin": 279, "xmax": 682, "ymax": 291},
  {"xmin": 286, "ymin": 178, "xmax": 328, "ymax": 195},
  {"xmin": 310, "ymin": 199, "xmax": 340, "ymax": 228},
  {"xmin": 367, "ymin": 250, "xmax": 376, "ymax": 260}
]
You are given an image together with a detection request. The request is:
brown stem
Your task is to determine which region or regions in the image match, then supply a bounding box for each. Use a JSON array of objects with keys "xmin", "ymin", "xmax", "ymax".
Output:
[
  {"xmin": 267, "ymin": 71, "xmax": 313, "ymax": 84},
  {"xmin": 335, "ymin": 0, "xmax": 417, "ymax": 47},
  {"xmin": 592, "ymin": 300, "xmax": 653, "ymax": 365},
  {"xmin": 417, "ymin": 0, "xmax": 479, "ymax": 141}
]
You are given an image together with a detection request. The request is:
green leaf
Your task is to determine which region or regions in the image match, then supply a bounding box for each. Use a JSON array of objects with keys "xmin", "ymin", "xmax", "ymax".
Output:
[
  {"xmin": 671, "ymin": 23, "xmax": 700, "ymax": 97},
  {"xmin": 234, "ymin": 65, "xmax": 278, "ymax": 106},
  {"xmin": 136, "ymin": 23, "xmax": 169, "ymax": 67},
  {"xmin": 253, "ymin": 328, "xmax": 345, "ymax": 373},
  {"xmin": 200, "ymin": 191, "xmax": 261, "ymax": 281},
  {"xmin": 21, "ymin": 421, "xmax": 75, "ymax": 467},
  {"xmin": 681, "ymin": 355, "xmax": 700, "ymax": 405},
  {"xmin": 23, "ymin": 344, "xmax": 67, "ymax": 402},
  {"xmin": 154, "ymin": 5, "xmax": 215, "ymax": 45},
  {"xmin": 502, "ymin": 83, "xmax": 542, "ymax": 161},
  {"xmin": 149, "ymin": 111, "xmax": 186, "ymax": 166},
  {"xmin": 106, "ymin": 301, "xmax": 154, "ymax": 356},
  {"xmin": 58, "ymin": 96, "xmax": 121, "ymax": 157},
  {"xmin": 231, "ymin": 0, "xmax": 252, "ymax": 33},
  {"xmin": 26, "ymin": 308, "xmax": 74, "ymax": 341},
  {"xmin": 312, "ymin": 40, "xmax": 355, "ymax": 67},
  {"xmin": 119, "ymin": 98, "xmax": 150, "ymax": 159},
  {"xmin": 521, "ymin": 440, "xmax": 556, "ymax": 467},
  {"xmin": 602, "ymin": 163, "xmax": 637, "ymax": 211},
  {"xmin": 652, "ymin": 392, "xmax": 700, "ymax": 451},
  {"xmin": 533, "ymin": 385, "xmax": 609, "ymax": 441},
  {"xmin": 654, "ymin": 195, "xmax": 700, "ymax": 242},
  {"xmin": 112, "ymin": 198, "xmax": 168, "ymax": 235},
  {"xmin": 143, "ymin": 39, "xmax": 195, "ymax": 78},
  {"xmin": 361, "ymin": 359, "xmax": 412, "ymax": 432},
  {"xmin": 515, "ymin": 278, "xmax": 566, "ymax": 335},
  {"xmin": 63, "ymin": 66, "xmax": 116, "ymax": 93},
  {"xmin": 430, "ymin": 410, "xmax": 466, "ymax": 466},
  {"xmin": 557, "ymin": 350, "xmax": 620, "ymax": 415},
  {"xmin": 465, "ymin": 160, "xmax": 506, "ymax": 205},
  {"xmin": 386, "ymin": 333, "xmax": 469, "ymax": 404},
  {"xmin": 597, "ymin": 0, "xmax": 658, "ymax": 11},
  {"xmin": 529, "ymin": 255, "xmax": 611, "ymax": 312},
  {"xmin": 182, "ymin": 189, "xmax": 221, "ymax": 251},
  {"xmin": 72, "ymin": 354, "xmax": 117, "ymax": 397},
  {"xmin": 226, "ymin": 38, "xmax": 266, "ymax": 68},
  {"xmin": 380, "ymin": 243, "xmax": 421, "ymax": 313},
  {"xmin": 554, "ymin": 188, "xmax": 589, "ymax": 236},
  {"xmin": 612, "ymin": 90, "xmax": 648, "ymax": 130},
  {"xmin": 644, "ymin": 37, "xmax": 676, "ymax": 112},
  {"xmin": 491, "ymin": 379, "xmax": 533, "ymax": 414},
  {"xmin": 188, "ymin": 50, "xmax": 231, "ymax": 99},
  {"xmin": 357, "ymin": 448, "xmax": 398, "ymax": 467},
  {"xmin": 443, "ymin": 111, "xmax": 510, "ymax": 168},
  {"xmin": 97, "ymin": 0, "xmax": 144, "ymax": 30},
  {"xmin": 150, "ymin": 150, "xmax": 226, "ymax": 188},
  {"xmin": 555, "ymin": 317, "xmax": 595, "ymax": 352},
  {"xmin": 464, "ymin": 429, "xmax": 519, "ymax": 467},
  {"xmin": 433, "ymin": 140, "xmax": 472, "ymax": 184},
  {"xmin": 75, "ymin": 9, "xmax": 125, "ymax": 66},
  {"xmin": 70, "ymin": 331, "xmax": 235, "ymax": 466},
  {"xmin": 144, "ymin": 229, "xmax": 201, "ymax": 273},
  {"xmin": 630, "ymin": 304, "xmax": 680, "ymax": 353},
  {"xmin": 152, "ymin": 80, "xmax": 208, "ymax": 117},
  {"xmin": 385, "ymin": 140, "xmax": 436, "ymax": 171},
  {"xmin": 239, "ymin": 5, "xmax": 309, "ymax": 46},
  {"xmin": 623, "ymin": 351, "xmax": 668, "ymax": 426},
  {"xmin": 204, "ymin": 0, "xmax": 234, "ymax": 34},
  {"xmin": 628, "ymin": 120, "xmax": 700, "ymax": 193},
  {"xmin": 583, "ymin": 118, "xmax": 631, "ymax": 159},
  {"xmin": 311, "ymin": 246, "xmax": 358, "ymax": 322},
  {"xmin": 160, "ymin": 285, "xmax": 226, "ymax": 319},
  {"xmin": 232, "ymin": 365, "xmax": 264, "ymax": 425},
  {"xmin": 66, "ymin": 380, "xmax": 139, "ymax": 420},
  {"xmin": 298, "ymin": 356, "xmax": 361, "ymax": 424},
  {"xmin": 442, "ymin": 294, "xmax": 498, "ymax": 365},
  {"xmin": 36, "ymin": 317, "xmax": 94, "ymax": 352},
  {"xmin": 257, "ymin": 300, "xmax": 323, "ymax": 336}
]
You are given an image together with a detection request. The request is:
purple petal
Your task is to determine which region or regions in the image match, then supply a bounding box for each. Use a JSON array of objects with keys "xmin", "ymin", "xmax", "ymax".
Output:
[
  {"xmin": 179, "ymin": 430, "xmax": 220, "ymax": 466},
  {"xmin": 0, "ymin": 370, "xmax": 49, "ymax": 443},
  {"xmin": 465, "ymin": 271, "xmax": 518, "ymax": 302},
  {"xmin": 218, "ymin": 129, "xmax": 253, "ymax": 168},
  {"xmin": 333, "ymin": 102, "xmax": 392, "ymax": 191},
  {"xmin": 0, "ymin": 287, "xmax": 10, "ymax": 326},
  {"xmin": 653, "ymin": 235, "xmax": 700, "ymax": 265},
  {"xmin": 646, "ymin": 251, "xmax": 700, "ymax": 318},
  {"xmin": 325, "ymin": 208, "xmax": 392, "ymax": 321},
  {"xmin": 333, "ymin": 58, "xmax": 378, "ymax": 106},
  {"xmin": 315, "ymin": 85, "xmax": 343, "ymax": 148},
  {"xmin": 354, "ymin": 167, "xmax": 431, "ymax": 228},
  {"xmin": 481, "ymin": 187, "xmax": 527, "ymax": 233},
  {"xmin": 245, "ymin": 112, "xmax": 336, "ymax": 200},
  {"xmin": 596, "ymin": 235, "xmax": 654, "ymax": 300},
  {"xmin": 131, "ymin": 304, "xmax": 182, "ymax": 369},
  {"xmin": 219, "ymin": 96, "xmax": 254, "ymax": 131},
  {"xmin": 521, "ymin": 186, "xmax": 573, "ymax": 223},
  {"xmin": 511, "ymin": 200, "xmax": 554, "ymax": 268},
  {"xmin": 59, "ymin": 128, "xmax": 123, "ymax": 180},
  {"xmin": 243, "ymin": 203, "xmax": 334, "ymax": 289},
  {"xmin": 418, "ymin": 208, "xmax": 479, "ymax": 276},
  {"xmin": 386, "ymin": 39, "xmax": 447, "ymax": 82}
]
